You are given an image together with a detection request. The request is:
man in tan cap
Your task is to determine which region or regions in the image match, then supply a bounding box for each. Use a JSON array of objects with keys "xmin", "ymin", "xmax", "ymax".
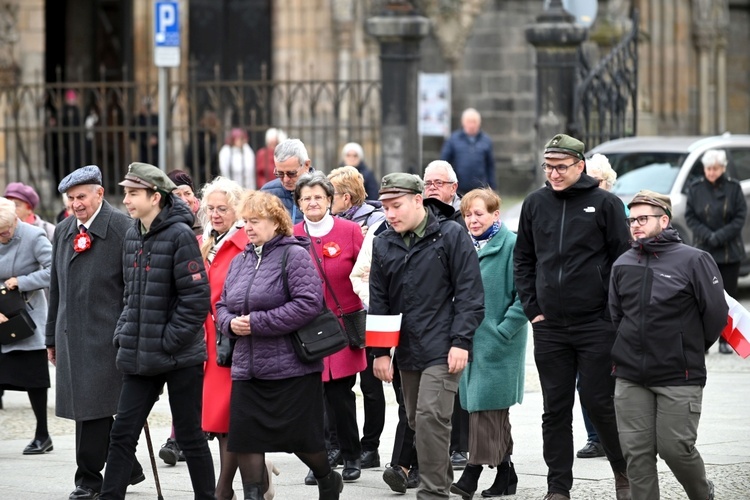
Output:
[
  {"xmin": 609, "ymin": 190, "xmax": 725, "ymax": 500},
  {"xmin": 513, "ymin": 134, "xmax": 632, "ymax": 500},
  {"xmin": 370, "ymin": 172, "xmax": 485, "ymax": 498},
  {"xmin": 99, "ymin": 162, "xmax": 214, "ymax": 500}
]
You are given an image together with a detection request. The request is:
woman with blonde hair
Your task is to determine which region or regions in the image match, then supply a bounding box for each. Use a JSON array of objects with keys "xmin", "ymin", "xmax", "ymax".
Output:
[
  {"xmin": 198, "ymin": 177, "xmax": 269, "ymax": 499},
  {"xmin": 451, "ymin": 188, "xmax": 527, "ymax": 499},
  {"xmin": 0, "ymin": 196, "xmax": 53, "ymax": 455},
  {"xmin": 328, "ymin": 166, "xmax": 385, "ymax": 234},
  {"xmin": 216, "ymin": 191, "xmax": 342, "ymax": 499}
]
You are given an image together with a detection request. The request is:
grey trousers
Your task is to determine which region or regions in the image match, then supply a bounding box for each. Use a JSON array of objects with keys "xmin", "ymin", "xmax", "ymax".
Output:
[
  {"xmin": 614, "ymin": 378, "xmax": 711, "ymax": 500},
  {"xmin": 401, "ymin": 364, "xmax": 460, "ymax": 499}
]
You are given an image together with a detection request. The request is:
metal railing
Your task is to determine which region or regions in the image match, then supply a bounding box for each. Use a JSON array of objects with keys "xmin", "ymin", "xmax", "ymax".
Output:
[
  {"xmin": 572, "ymin": 9, "xmax": 639, "ymax": 149},
  {"xmin": 0, "ymin": 64, "xmax": 381, "ymax": 215}
]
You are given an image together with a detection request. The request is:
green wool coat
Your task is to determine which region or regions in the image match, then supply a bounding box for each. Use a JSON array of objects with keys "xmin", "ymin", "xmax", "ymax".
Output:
[{"xmin": 459, "ymin": 224, "xmax": 528, "ymax": 412}]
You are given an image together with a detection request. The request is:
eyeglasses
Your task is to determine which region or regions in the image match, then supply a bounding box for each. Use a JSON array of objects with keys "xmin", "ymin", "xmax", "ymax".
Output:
[
  {"xmin": 300, "ymin": 195, "xmax": 328, "ymax": 204},
  {"xmin": 541, "ymin": 160, "xmax": 580, "ymax": 174},
  {"xmin": 424, "ymin": 179, "xmax": 454, "ymax": 188},
  {"xmin": 273, "ymin": 169, "xmax": 300, "ymax": 179},
  {"xmin": 206, "ymin": 206, "xmax": 230, "ymax": 215},
  {"xmin": 626, "ymin": 214, "xmax": 663, "ymax": 226}
]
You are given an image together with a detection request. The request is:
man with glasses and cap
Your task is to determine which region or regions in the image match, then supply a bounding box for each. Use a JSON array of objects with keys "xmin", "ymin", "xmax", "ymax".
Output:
[
  {"xmin": 609, "ymin": 190, "xmax": 725, "ymax": 500},
  {"xmin": 513, "ymin": 134, "xmax": 632, "ymax": 500},
  {"xmin": 260, "ymin": 138, "xmax": 313, "ymax": 224}
]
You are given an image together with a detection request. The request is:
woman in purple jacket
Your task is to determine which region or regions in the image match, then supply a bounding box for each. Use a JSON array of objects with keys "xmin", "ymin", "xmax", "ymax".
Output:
[{"xmin": 215, "ymin": 191, "xmax": 344, "ymax": 500}]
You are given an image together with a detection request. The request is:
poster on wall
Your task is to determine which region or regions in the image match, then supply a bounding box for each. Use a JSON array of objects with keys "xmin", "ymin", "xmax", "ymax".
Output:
[{"xmin": 418, "ymin": 73, "xmax": 451, "ymax": 138}]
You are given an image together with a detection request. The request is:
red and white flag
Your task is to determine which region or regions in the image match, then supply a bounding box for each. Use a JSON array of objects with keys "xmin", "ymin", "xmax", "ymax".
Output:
[
  {"xmin": 722, "ymin": 291, "xmax": 750, "ymax": 359},
  {"xmin": 365, "ymin": 314, "xmax": 402, "ymax": 348}
]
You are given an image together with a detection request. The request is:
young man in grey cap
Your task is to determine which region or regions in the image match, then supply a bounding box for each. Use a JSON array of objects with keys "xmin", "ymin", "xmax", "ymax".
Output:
[
  {"xmin": 609, "ymin": 190, "xmax": 725, "ymax": 500},
  {"xmin": 99, "ymin": 162, "xmax": 214, "ymax": 500},
  {"xmin": 46, "ymin": 165, "xmax": 145, "ymax": 500},
  {"xmin": 370, "ymin": 172, "xmax": 485, "ymax": 499},
  {"xmin": 513, "ymin": 134, "xmax": 632, "ymax": 500}
]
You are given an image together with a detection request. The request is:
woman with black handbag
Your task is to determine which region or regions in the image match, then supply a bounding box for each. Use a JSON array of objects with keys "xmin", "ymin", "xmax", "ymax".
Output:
[
  {"xmin": 0, "ymin": 197, "xmax": 53, "ymax": 455},
  {"xmin": 215, "ymin": 191, "xmax": 343, "ymax": 500},
  {"xmin": 293, "ymin": 172, "xmax": 368, "ymax": 485}
]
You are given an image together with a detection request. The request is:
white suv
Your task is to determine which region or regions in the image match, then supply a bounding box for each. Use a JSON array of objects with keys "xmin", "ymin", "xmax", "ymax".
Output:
[{"xmin": 590, "ymin": 133, "xmax": 750, "ymax": 274}]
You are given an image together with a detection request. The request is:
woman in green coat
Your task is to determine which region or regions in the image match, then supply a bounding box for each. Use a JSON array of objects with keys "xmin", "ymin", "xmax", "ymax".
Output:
[{"xmin": 451, "ymin": 189, "xmax": 529, "ymax": 499}]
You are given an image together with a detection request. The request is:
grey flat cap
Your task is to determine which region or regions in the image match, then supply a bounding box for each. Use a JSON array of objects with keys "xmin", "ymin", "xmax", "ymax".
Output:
[{"xmin": 58, "ymin": 165, "xmax": 103, "ymax": 194}]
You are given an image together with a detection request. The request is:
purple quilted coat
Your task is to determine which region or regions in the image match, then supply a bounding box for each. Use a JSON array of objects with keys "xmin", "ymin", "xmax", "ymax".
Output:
[{"xmin": 215, "ymin": 234, "xmax": 324, "ymax": 380}]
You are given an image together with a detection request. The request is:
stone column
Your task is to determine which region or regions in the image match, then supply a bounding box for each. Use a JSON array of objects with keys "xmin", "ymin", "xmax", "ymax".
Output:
[
  {"xmin": 525, "ymin": 0, "xmax": 587, "ymax": 185},
  {"xmin": 366, "ymin": 3, "xmax": 429, "ymax": 176}
]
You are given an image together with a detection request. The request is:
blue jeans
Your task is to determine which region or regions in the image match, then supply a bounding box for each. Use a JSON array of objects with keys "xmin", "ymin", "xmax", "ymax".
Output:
[{"xmin": 100, "ymin": 365, "xmax": 215, "ymax": 500}]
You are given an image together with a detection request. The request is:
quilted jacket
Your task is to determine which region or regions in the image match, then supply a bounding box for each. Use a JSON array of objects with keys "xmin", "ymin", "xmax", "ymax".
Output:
[
  {"xmin": 215, "ymin": 234, "xmax": 324, "ymax": 380},
  {"xmin": 114, "ymin": 198, "xmax": 210, "ymax": 376}
]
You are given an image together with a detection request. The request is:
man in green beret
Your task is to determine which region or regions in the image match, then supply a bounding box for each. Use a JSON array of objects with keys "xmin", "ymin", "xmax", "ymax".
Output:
[
  {"xmin": 513, "ymin": 134, "xmax": 632, "ymax": 500},
  {"xmin": 99, "ymin": 162, "xmax": 215, "ymax": 499},
  {"xmin": 370, "ymin": 172, "xmax": 485, "ymax": 498}
]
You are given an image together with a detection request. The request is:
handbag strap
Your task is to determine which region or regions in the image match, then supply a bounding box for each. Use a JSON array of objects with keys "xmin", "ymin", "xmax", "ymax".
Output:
[
  {"xmin": 281, "ymin": 245, "xmax": 325, "ymax": 314},
  {"xmin": 304, "ymin": 223, "xmax": 345, "ymax": 316}
]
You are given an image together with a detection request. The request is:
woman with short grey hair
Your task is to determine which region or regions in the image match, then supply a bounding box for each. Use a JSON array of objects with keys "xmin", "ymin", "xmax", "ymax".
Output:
[
  {"xmin": 294, "ymin": 170, "xmax": 367, "ymax": 486},
  {"xmin": 686, "ymin": 148, "xmax": 746, "ymax": 354},
  {"xmin": 0, "ymin": 196, "xmax": 54, "ymax": 454}
]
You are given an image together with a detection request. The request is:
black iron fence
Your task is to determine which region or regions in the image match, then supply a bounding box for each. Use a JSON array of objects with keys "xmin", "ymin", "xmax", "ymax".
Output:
[
  {"xmin": 572, "ymin": 9, "xmax": 639, "ymax": 149},
  {"xmin": 0, "ymin": 67, "xmax": 381, "ymax": 216}
]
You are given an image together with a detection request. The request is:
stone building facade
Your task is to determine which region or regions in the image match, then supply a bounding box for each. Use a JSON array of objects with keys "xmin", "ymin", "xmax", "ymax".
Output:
[{"xmin": 2, "ymin": 0, "xmax": 750, "ymax": 197}]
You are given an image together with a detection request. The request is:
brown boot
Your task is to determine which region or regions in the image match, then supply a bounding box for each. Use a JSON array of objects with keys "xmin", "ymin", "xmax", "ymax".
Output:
[{"xmin": 615, "ymin": 470, "xmax": 631, "ymax": 500}]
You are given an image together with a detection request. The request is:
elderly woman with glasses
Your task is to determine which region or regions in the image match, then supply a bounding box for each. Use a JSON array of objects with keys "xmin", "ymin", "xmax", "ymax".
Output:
[
  {"xmin": 0, "ymin": 196, "xmax": 53, "ymax": 455},
  {"xmin": 686, "ymin": 149, "xmax": 747, "ymax": 355},
  {"xmin": 293, "ymin": 171, "xmax": 367, "ymax": 486}
]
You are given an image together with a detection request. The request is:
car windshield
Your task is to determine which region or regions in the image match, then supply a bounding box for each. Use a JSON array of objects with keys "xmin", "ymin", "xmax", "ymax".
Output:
[
  {"xmin": 605, "ymin": 152, "xmax": 687, "ymax": 177},
  {"xmin": 611, "ymin": 163, "xmax": 681, "ymax": 196}
]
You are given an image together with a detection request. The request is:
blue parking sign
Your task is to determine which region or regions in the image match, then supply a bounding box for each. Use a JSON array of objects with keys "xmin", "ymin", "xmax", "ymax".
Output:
[{"xmin": 155, "ymin": 1, "xmax": 180, "ymax": 47}]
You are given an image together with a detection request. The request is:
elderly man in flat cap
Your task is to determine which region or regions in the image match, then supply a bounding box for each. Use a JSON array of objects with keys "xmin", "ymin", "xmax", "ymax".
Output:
[
  {"xmin": 513, "ymin": 134, "xmax": 632, "ymax": 500},
  {"xmin": 46, "ymin": 165, "xmax": 145, "ymax": 500},
  {"xmin": 610, "ymin": 190, "xmax": 725, "ymax": 500}
]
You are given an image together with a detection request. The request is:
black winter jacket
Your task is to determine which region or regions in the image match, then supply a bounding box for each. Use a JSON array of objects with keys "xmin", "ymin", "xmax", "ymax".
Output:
[
  {"xmin": 114, "ymin": 197, "xmax": 210, "ymax": 376},
  {"xmin": 514, "ymin": 174, "xmax": 631, "ymax": 326},
  {"xmin": 609, "ymin": 227, "xmax": 727, "ymax": 386},
  {"xmin": 685, "ymin": 175, "xmax": 747, "ymax": 265},
  {"xmin": 369, "ymin": 199, "xmax": 485, "ymax": 370}
]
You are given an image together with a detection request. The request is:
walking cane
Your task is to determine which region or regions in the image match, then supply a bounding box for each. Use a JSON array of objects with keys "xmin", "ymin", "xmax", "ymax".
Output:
[{"xmin": 143, "ymin": 420, "xmax": 165, "ymax": 500}]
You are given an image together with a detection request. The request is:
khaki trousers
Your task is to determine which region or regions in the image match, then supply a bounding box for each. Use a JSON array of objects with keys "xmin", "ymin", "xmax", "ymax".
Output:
[
  {"xmin": 401, "ymin": 364, "xmax": 460, "ymax": 499},
  {"xmin": 614, "ymin": 378, "xmax": 710, "ymax": 500}
]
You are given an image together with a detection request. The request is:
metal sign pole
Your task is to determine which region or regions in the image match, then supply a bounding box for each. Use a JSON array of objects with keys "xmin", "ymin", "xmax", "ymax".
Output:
[{"xmin": 158, "ymin": 68, "xmax": 168, "ymax": 171}]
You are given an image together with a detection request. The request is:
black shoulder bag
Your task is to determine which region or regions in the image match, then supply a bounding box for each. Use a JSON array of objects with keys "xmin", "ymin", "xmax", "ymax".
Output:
[
  {"xmin": 304, "ymin": 225, "xmax": 367, "ymax": 349},
  {"xmin": 0, "ymin": 285, "xmax": 36, "ymax": 345},
  {"xmin": 281, "ymin": 247, "xmax": 348, "ymax": 363}
]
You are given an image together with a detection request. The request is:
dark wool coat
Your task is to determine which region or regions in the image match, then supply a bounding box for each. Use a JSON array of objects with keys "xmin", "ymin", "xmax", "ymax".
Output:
[
  {"xmin": 215, "ymin": 235, "xmax": 324, "ymax": 381},
  {"xmin": 46, "ymin": 200, "xmax": 131, "ymax": 421},
  {"xmin": 685, "ymin": 174, "xmax": 747, "ymax": 265},
  {"xmin": 114, "ymin": 198, "xmax": 210, "ymax": 376}
]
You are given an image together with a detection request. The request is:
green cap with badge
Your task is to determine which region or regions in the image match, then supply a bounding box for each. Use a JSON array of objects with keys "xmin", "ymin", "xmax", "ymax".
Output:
[
  {"xmin": 379, "ymin": 173, "xmax": 425, "ymax": 200},
  {"xmin": 544, "ymin": 133, "xmax": 585, "ymax": 161},
  {"xmin": 119, "ymin": 162, "xmax": 177, "ymax": 194},
  {"xmin": 628, "ymin": 189, "xmax": 672, "ymax": 219}
]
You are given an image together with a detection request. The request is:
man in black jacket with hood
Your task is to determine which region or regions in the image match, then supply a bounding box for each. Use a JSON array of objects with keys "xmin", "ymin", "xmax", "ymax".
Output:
[
  {"xmin": 99, "ymin": 163, "xmax": 214, "ymax": 500},
  {"xmin": 610, "ymin": 190, "xmax": 725, "ymax": 500},
  {"xmin": 514, "ymin": 134, "xmax": 631, "ymax": 500},
  {"xmin": 371, "ymin": 173, "xmax": 485, "ymax": 499}
]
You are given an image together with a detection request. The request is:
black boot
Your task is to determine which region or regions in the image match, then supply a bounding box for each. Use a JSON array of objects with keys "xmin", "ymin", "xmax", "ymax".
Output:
[
  {"xmin": 242, "ymin": 482, "xmax": 263, "ymax": 500},
  {"xmin": 481, "ymin": 461, "xmax": 518, "ymax": 497},
  {"xmin": 451, "ymin": 464, "xmax": 483, "ymax": 499},
  {"xmin": 316, "ymin": 470, "xmax": 343, "ymax": 500}
]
